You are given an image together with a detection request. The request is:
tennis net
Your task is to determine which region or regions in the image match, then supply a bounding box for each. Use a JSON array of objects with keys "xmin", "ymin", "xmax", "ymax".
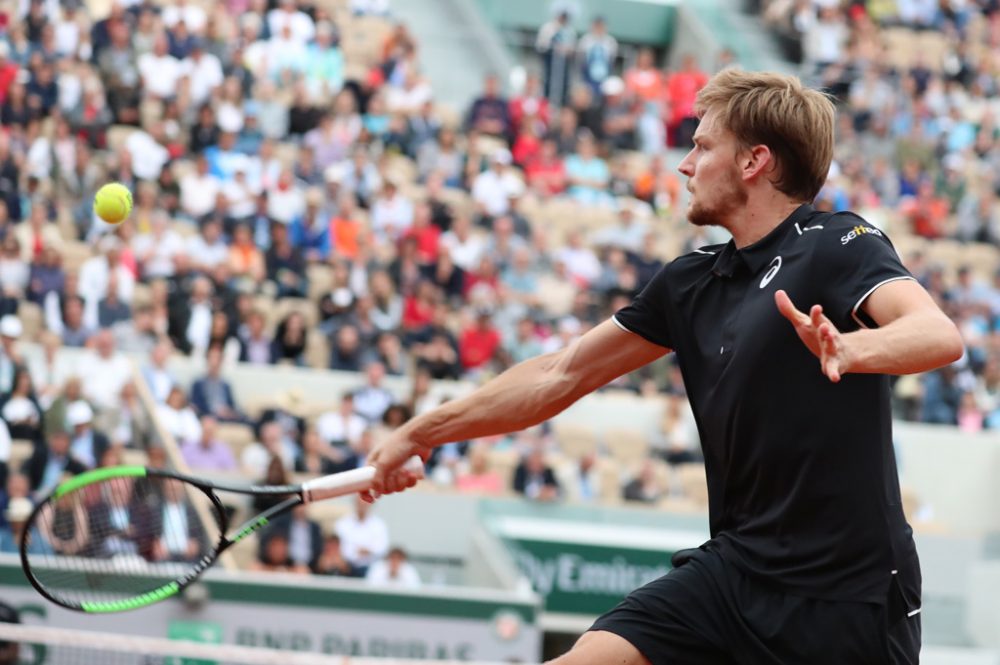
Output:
[{"xmin": 0, "ymin": 623, "xmax": 521, "ymax": 665}]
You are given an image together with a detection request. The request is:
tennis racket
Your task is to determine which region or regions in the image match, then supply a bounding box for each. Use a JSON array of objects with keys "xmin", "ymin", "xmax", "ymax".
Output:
[{"xmin": 20, "ymin": 457, "xmax": 423, "ymax": 613}]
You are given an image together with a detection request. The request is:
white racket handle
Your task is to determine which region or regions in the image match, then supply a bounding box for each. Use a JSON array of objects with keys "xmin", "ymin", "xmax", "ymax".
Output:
[{"xmin": 300, "ymin": 455, "xmax": 424, "ymax": 503}]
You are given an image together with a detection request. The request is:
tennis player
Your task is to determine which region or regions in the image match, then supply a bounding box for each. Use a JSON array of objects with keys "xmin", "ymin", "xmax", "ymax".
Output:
[{"xmin": 369, "ymin": 70, "xmax": 963, "ymax": 664}]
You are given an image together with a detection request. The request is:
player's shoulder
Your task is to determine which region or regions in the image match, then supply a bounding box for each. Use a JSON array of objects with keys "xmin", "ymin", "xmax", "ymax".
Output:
[{"xmin": 805, "ymin": 210, "xmax": 895, "ymax": 251}]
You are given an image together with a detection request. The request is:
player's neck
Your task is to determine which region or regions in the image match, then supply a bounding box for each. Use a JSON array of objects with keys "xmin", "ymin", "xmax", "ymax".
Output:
[{"xmin": 728, "ymin": 192, "xmax": 805, "ymax": 249}]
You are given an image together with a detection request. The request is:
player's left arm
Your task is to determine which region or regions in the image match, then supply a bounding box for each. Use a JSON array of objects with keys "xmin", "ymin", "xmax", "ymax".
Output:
[{"xmin": 776, "ymin": 279, "xmax": 964, "ymax": 382}]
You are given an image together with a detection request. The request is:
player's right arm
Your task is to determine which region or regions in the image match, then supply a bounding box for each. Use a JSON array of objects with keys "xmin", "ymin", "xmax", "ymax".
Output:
[{"xmin": 367, "ymin": 319, "xmax": 670, "ymax": 495}]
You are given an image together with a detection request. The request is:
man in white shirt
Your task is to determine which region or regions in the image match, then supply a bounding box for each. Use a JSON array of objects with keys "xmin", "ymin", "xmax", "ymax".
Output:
[
  {"xmin": 76, "ymin": 329, "xmax": 133, "ymax": 411},
  {"xmin": 161, "ymin": 0, "xmax": 207, "ymax": 34},
  {"xmin": 184, "ymin": 277, "xmax": 214, "ymax": 356},
  {"xmin": 186, "ymin": 219, "xmax": 229, "ymax": 272},
  {"xmin": 180, "ymin": 156, "xmax": 221, "ymax": 220},
  {"xmin": 266, "ymin": 0, "xmax": 315, "ymax": 45},
  {"xmin": 439, "ymin": 215, "xmax": 485, "ymax": 272},
  {"xmin": 472, "ymin": 150, "xmax": 520, "ymax": 219},
  {"xmin": 125, "ymin": 128, "xmax": 170, "ymax": 182},
  {"xmin": 370, "ymin": 179, "xmax": 413, "ymax": 242},
  {"xmin": 266, "ymin": 169, "xmax": 306, "ymax": 225},
  {"xmin": 352, "ymin": 361, "xmax": 395, "ymax": 424},
  {"xmin": 316, "ymin": 393, "xmax": 367, "ymax": 448},
  {"xmin": 555, "ymin": 229, "xmax": 602, "ymax": 287},
  {"xmin": 78, "ymin": 236, "xmax": 135, "ymax": 330},
  {"xmin": 138, "ymin": 34, "xmax": 184, "ymax": 100},
  {"xmin": 334, "ymin": 495, "xmax": 389, "ymax": 571},
  {"xmin": 365, "ymin": 546, "xmax": 422, "ymax": 589},
  {"xmin": 131, "ymin": 210, "xmax": 186, "ymax": 280},
  {"xmin": 182, "ymin": 40, "xmax": 223, "ymax": 106}
]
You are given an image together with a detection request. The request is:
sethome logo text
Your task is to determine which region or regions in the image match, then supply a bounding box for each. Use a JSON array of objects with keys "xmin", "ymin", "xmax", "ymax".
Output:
[{"xmin": 840, "ymin": 225, "xmax": 883, "ymax": 245}]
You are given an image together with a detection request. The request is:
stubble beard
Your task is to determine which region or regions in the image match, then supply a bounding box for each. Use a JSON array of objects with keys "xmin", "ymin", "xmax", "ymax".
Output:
[{"xmin": 687, "ymin": 173, "xmax": 748, "ymax": 228}]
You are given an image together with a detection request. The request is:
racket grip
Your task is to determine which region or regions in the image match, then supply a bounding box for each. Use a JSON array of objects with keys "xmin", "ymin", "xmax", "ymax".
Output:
[{"xmin": 301, "ymin": 455, "xmax": 425, "ymax": 503}]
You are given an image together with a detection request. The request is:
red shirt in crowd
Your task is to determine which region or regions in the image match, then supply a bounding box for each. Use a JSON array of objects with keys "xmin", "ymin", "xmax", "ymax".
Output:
[
  {"xmin": 0, "ymin": 61, "xmax": 17, "ymax": 103},
  {"xmin": 459, "ymin": 324, "xmax": 501, "ymax": 369},
  {"xmin": 404, "ymin": 224, "xmax": 441, "ymax": 264},
  {"xmin": 666, "ymin": 68, "xmax": 708, "ymax": 126},
  {"xmin": 525, "ymin": 155, "xmax": 566, "ymax": 196},
  {"xmin": 509, "ymin": 94, "xmax": 550, "ymax": 134},
  {"xmin": 402, "ymin": 295, "xmax": 435, "ymax": 329}
]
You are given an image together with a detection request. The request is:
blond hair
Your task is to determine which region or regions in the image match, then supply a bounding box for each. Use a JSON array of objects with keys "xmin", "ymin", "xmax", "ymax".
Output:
[{"xmin": 694, "ymin": 70, "xmax": 835, "ymax": 202}]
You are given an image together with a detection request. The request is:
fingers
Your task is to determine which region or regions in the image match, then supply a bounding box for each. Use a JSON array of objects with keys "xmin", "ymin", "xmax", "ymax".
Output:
[
  {"xmin": 775, "ymin": 290, "xmax": 808, "ymax": 326},
  {"xmin": 818, "ymin": 322, "xmax": 842, "ymax": 383}
]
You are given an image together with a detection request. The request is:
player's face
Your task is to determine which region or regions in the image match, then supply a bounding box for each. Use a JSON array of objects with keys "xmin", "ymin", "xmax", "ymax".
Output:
[{"xmin": 678, "ymin": 110, "xmax": 748, "ymax": 228}]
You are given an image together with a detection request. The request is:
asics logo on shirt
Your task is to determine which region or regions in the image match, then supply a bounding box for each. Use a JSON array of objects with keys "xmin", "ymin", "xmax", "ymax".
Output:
[{"xmin": 759, "ymin": 256, "xmax": 782, "ymax": 289}]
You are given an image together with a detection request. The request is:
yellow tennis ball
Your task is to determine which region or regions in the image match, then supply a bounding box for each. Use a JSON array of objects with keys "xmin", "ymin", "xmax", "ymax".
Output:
[{"xmin": 93, "ymin": 183, "xmax": 133, "ymax": 224}]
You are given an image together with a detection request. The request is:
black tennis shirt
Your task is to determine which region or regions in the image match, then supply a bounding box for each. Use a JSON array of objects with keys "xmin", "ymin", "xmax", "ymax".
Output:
[{"xmin": 615, "ymin": 204, "xmax": 918, "ymax": 603}]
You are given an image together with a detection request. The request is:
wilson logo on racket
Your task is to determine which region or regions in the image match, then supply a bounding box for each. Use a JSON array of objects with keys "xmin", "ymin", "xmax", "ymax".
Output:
[{"xmin": 234, "ymin": 516, "xmax": 269, "ymax": 543}]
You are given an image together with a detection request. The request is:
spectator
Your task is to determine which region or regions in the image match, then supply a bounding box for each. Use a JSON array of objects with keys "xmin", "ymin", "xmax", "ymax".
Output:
[
  {"xmin": 578, "ymin": 16, "xmax": 617, "ymax": 98},
  {"xmin": 466, "ymin": 73, "xmax": 510, "ymax": 138},
  {"xmin": 0, "ymin": 497, "xmax": 52, "ymax": 555},
  {"xmin": 296, "ymin": 426, "xmax": 355, "ymax": 475},
  {"xmin": 0, "ymin": 471, "xmax": 27, "ymax": 530},
  {"xmin": 455, "ymin": 441, "xmax": 504, "ymax": 495},
  {"xmin": 316, "ymin": 392, "xmax": 367, "ymax": 449},
  {"xmin": 157, "ymin": 386, "xmax": 203, "ymax": 446},
  {"xmin": 181, "ymin": 415, "xmax": 238, "ymax": 472},
  {"xmin": 0, "ymin": 368, "xmax": 42, "ymax": 440},
  {"xmin": 535, "ymin": 11, "xmax": 575, "ymax": 107},
  {"xmin": 76, "ymin": 329, "xmax": 132, "ymax": 413},
  {"xmin": 459, "ymin": 308, "xmax": 501, "ymax": 374},
  {"xmin": 141, "ymin": 339, "xmax": 177, "ymax": 405},
  {"xmin": 0, "ymin": 316, "xmax": 24, "ymax": 395},
  {"xmin": 272, "ymin": 504, "xmax": 323, "ymax": 571},
  {"xmin": 666, "ymin": 54, "xmax": 708, "ymax": 147},
  {"xmin": 366, "ymin": 545, "xmax": 422, "ymax": 589},
  {"xmin": 190, "ymin": 346, "xmax": 243, "ymax": 422},
  {"xmin": 24, "ymin": 428, "xmax": 86, "ymax": 495},
  {"xmin": 558, "ymin": 451, "xmax": 602, "ymax": 503},
  {"xmin": 271, "ymin": 311, "xmax": 309, "ymax": 366},
  {"xmin": 623, "ymin": 458, "xmax": 664, "ymax": 504},
  {"xmin": 313, "ymin": 534, "xmax": 363, "ymax": 576},
  {"xmin": 335, "ymin": 495, "xmax": 390, "ymax": 573},
  {"xmin": 241, "ymin": 421, "xmax": 297, "ymax": 477},
  {"xmin": 253, "ymin": 532, "xmax": 308, "ymax": 573},
  {"xmin": 564, "ymin": 132, "xmax": 612, "ymax": 207},
  {"xmin": 353, "ymin": 361, "xmax": 395, "ymax": 423},
  {"xmin": 151, "ymin": 480, "xmax": 203, "ymax": 563},
  {"xmin": 238, "ymin": 310, "xmax": 275, "ymax": 365},
  {"xmin": 472, "ymin": 149, "xmax": 519, "ymax": 221},
  {"xmin": 624, "ymin": 48, "xmax": 664, "ymax": 102},
  {"xmin": 512, "ymin": 447, "xmax": 560, "ymax": 501}
]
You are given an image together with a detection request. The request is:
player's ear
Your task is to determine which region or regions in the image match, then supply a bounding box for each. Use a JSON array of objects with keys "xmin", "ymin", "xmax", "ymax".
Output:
[{"xmin": 741, "ymin": 144, "xmax": 773, "ymax": 181}]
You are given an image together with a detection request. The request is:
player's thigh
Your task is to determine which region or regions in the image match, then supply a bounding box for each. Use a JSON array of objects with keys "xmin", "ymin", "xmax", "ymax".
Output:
[{"xmin": 547, "ymin": 629, "xmax": 651, "ymax": 665}]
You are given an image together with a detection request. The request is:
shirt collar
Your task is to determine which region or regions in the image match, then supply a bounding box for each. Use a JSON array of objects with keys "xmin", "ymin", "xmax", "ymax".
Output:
[{"xmin": 711, "ymin": 204, "xmax": 815, "ymax": 278}]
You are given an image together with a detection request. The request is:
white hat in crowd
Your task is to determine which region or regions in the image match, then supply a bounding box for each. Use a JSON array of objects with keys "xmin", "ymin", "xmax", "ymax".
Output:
[
  {"xmin": 66, "ymin": 401, "xmax": 94, "ymax": 427},
  {"xmin": 5, "ymin": 497, "xmax": 33, "ymax": 523},
  {"xmin": 0, "ymin": 315, "xmax": 22, "ymax": 339}
]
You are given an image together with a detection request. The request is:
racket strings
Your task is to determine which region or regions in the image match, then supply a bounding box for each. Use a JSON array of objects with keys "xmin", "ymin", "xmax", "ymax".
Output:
[{"xmin": 25, "ymin": 476, "xmax": 219, "ymax": 608}]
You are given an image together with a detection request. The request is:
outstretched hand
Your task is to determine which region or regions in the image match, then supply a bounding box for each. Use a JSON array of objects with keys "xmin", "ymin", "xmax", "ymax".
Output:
[{"xmin": 775, "ymin": 290, "xmax": 852, "ymax": 383}]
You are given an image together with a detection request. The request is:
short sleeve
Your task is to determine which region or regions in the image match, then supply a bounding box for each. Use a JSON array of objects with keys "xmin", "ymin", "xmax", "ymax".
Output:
[
  {"xmin": 613, "ymin": 264, "xmax": 674, "ymax": 349},
  {"xmin": 817, "ymin": 215, "xmax": 915, "ymax": 330}
]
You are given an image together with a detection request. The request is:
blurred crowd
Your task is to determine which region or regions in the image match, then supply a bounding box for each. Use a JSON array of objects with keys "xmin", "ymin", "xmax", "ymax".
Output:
[
  {"xmin": 0, "ymin": 0, "xmax": 999, "ymax": 578},
  {"xmin": 759, "ymin": 0, "xmax": 1000, "ymax": 430}
]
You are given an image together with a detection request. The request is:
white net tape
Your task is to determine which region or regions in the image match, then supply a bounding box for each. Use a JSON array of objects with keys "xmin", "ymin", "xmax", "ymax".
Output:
[{"xmin": 0, "ymin": 623, "xmax": 523, "ymax": 665}]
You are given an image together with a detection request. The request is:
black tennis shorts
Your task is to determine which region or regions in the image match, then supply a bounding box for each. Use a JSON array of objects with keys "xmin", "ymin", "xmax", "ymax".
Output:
[{"xmin": 589, "ymin": 545, "xmax": 920, "ymax": 665}]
